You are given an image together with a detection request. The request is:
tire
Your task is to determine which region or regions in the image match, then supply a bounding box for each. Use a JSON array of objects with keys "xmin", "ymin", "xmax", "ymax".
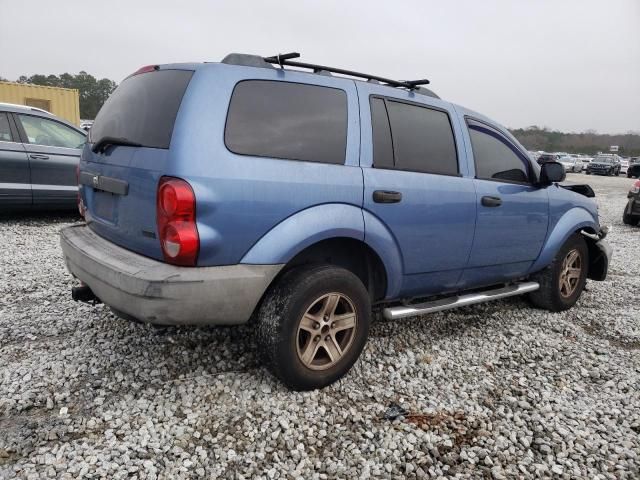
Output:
[
  {"xmin": 256, "ymin": 265, "xmax": 371, "ymax": 390},
  {"xmin": 527, "ymin": 234, "xmax": 588, "ymax": 312},
  {"xmin": 586, "ymin": 171, "xmax": 591, "ymax": 175},
  {"xmin": 623, "ymin": 212, "xmax": 638, "ymax": 226}
]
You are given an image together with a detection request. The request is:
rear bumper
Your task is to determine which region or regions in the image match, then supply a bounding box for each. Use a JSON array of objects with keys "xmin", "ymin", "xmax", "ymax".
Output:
[{"xmin": 60, "ymin": 225, "xmax": 283, "ymax": 325}]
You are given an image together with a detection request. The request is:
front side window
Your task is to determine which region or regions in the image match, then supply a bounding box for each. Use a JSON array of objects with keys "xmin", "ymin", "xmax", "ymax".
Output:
[
  {"xmin": 369, "ymin": 97, "xmax": 458, "ymax": 175},
  {"xmin": 17, "ymin": 115, "xmax": 85, "ymax": 149},
  {"xmin": 467, "ymin": 121, "xmax": 530, "ymax": 183},
  {"xmin": 0, "ymin": 113, "xmax": 13, "ymax": 142},
  {"xmin": 225, "ymin": 80, "xmax": 348, "ymax": 164}
]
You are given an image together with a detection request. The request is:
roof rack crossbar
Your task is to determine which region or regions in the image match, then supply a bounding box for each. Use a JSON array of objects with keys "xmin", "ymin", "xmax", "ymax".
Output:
[{"xmin": 262, "ymin": 53, "xmax": 429, "ymax": 89}]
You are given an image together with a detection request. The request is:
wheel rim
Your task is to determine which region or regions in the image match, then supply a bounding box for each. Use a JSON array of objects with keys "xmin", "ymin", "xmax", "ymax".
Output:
[
  {"xmin": 559, "ymin": 248, "xmax": 582, "ymax": 298},
  {"xmin": 296, "ymin": 293, "xmax": 357, "ymax": 371}
]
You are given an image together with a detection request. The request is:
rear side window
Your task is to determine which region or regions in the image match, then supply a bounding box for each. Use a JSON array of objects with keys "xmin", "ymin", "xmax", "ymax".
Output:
[
  {"xmin": 467, "ymin": 120, "xmax": 530, "ymax": 183},
  {"xmin": 225, "ymin": 80, "xmax": 347, "ymax": 164},
  {"xmin": 0, "ymin": 113, "xmax": 13, "ymax": 142},
  {"xmin": 90, "ymin": 70, "xmax": 193, "ymax": 149},
  {"xmin": 370, "ymin": 97, "xmax": 458, "ymax": 175}
]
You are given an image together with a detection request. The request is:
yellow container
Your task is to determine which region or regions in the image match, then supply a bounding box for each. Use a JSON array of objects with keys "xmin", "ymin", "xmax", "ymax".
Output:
[{"xmin": 0, "ymin": 81, "xmax": 81, "ymax": 126}]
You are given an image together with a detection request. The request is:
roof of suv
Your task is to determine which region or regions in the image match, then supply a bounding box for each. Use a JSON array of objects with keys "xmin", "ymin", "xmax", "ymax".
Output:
[{"xmin": 148, "ymin": 53, "xmax": 440, "ymax": 101}]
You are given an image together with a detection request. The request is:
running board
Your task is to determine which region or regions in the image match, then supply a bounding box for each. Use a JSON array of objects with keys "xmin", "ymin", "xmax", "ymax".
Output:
[{"xmin": 383, "ymin": 281, "xmax": 540, "ymax": 320}]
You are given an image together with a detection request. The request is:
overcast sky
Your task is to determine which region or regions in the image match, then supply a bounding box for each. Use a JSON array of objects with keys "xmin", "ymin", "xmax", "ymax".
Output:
[{"xmin": 1, "ymin": 0, "xmax": 638, "ymax": 133}]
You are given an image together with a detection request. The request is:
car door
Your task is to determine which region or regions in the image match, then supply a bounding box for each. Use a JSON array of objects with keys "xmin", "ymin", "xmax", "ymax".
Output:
[
  {"xmin": 14, "ymin": 113, "xmax": 85, "ymax": 208},
  {"xmin": 0, "ymin": 112, "xmax": 31, "ymax": 207},
  {"xmin": 458, "ymin": 117, "xmax": 549, "ymax": 289},
  {"xmin": 357, "ymin": 83, "xmax": 476, "ymax": 298}
]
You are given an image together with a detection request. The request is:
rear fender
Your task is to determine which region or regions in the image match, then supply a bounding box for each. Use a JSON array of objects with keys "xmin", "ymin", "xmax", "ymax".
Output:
[
  {"xmin": 241, "ymin": 204, "xmax": 364, "ymax": 265},
  {"xmin": 529, "ymin": 207, "xmax": 599, "ymax": 274},
  {"xmin": 240, "ymin": 204, "xmax": 403, "ymax": 299}
]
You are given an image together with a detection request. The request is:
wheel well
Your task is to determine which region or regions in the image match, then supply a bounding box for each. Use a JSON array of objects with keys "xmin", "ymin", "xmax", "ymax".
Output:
[{"xmin": 281, "ymin": 238, "xmax": 388, "ymax": 302}]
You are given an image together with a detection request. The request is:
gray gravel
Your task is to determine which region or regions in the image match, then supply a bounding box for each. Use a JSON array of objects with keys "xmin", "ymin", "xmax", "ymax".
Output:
[{"xmin": 1, "ymin": 173, "xmax": 639, "ymax": 479}]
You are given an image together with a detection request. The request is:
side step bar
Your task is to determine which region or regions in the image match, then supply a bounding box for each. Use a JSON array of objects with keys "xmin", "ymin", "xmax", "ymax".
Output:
[{"xmin": 383, "ymin": 281, "xmax": 540, "ymax": 320}]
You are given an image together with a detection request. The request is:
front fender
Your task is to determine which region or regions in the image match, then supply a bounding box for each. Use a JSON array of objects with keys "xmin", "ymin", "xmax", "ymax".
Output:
[
  {"xmin": 529, "ymin": 207, "xmax": 599, "ymax": 273},
  {"xmin": 241, "ymin": 204, "xmax": 365, "ymax": 264}
]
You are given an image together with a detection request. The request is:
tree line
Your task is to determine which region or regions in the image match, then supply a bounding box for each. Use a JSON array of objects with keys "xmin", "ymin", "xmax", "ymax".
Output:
[
  {"xmin": 1, "ymin": 72, "xmax": 117, "ymax": 120},
  {"xmin": 510, "ymin": 126, "xmax": 640, "ymax": 157}
]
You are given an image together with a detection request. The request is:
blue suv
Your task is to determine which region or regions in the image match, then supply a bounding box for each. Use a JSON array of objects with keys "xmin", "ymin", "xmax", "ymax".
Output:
[{"xmin": 61, "ymin": 53, "xmax": 611, "ymax": 390}]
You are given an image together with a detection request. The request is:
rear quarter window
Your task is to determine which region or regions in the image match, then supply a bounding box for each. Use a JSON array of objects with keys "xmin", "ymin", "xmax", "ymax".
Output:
[
  {"xmin": 224, "ymin": 80, "xmax": 348, "ymax": 164},
  {"xmin": 90, "ymin": 69, "xmax": 193, "ymax": 149}
]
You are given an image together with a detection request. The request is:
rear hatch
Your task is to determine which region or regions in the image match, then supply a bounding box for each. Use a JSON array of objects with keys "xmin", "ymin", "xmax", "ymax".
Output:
[{"xmin": 79, "ymin": 67, "xmax": 193, "ymax": 261}]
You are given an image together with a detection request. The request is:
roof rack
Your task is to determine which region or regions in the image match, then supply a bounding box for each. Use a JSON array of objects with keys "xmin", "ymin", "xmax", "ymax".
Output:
[
  {"xmin": 262, "ymin": 52, "xmax": 430, "ymax": 90},
  {"xmin": 221, "ymin": 52, "xmax": 438, "ymax": 98}
]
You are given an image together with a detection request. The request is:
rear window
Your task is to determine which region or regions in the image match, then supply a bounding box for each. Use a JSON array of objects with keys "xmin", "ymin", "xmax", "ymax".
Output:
[
  {"xmin": 225, "ymin": 80, "xmax": 348, "ymax": 164},
  {"xmin": 90, "ymin": 69, "xmax": 193, "ymax": 149}
]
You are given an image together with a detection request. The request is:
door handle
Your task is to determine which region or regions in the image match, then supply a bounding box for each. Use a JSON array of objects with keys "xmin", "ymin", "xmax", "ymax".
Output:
[
  {"xmin": 481, "ymin": 195, "xmax": 502, "ymax": 207},
  {"xmin": 373, "ymin": 190, "xmax": 402, "ymax": 203},
  {"xmin": 29, "ymin": 154, "xmax": 50, "ymax": 160}
]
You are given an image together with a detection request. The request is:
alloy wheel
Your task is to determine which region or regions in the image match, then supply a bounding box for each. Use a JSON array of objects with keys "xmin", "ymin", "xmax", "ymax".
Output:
[
  {"xmin": 296, "ymin": 293, "xmax": 357, "ymax": 370},
  {"xmin": 559, "ymin": 248, "xmax": 582, "ymax": 298}
]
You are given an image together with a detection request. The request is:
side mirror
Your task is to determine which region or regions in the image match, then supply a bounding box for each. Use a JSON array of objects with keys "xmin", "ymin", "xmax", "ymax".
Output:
[{"xmin": 539, "ymin": 161, "xmax": 566, "ymax": 186}]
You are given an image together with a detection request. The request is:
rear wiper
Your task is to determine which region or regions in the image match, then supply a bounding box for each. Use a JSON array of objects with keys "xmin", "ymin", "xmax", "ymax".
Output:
[{"xmin": 91, "ymin": 136, "xmax": 141, "ymax": 153}]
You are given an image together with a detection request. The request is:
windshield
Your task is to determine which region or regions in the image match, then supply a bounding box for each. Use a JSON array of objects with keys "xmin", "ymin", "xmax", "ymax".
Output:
[
  {"xmin": 594, "ymin": 157, "xmax": 614, "ymax": 164},
  {"xmin": 90, "ymin": 69, "xmax": 193, "ymax": 149}
]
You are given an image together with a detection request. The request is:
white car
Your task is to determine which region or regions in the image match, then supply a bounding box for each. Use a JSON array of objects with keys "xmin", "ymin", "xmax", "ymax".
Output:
[
  {"xmin": 559, "ymin": 155, "xmax": 584, "ymax": 173},
  {"xmin": 620, "ymin": 158, "xmax": 629, "ymax": 175}
]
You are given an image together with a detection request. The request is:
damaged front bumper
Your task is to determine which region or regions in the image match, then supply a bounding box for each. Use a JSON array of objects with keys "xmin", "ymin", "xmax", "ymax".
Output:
[{"xmin": 581, "ymin": 226, "xmax": 612, "ymax": 281}]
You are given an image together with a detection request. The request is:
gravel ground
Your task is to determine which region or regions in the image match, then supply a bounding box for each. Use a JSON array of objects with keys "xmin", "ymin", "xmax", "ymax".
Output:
[{"xmin": 1, "ymin": 173, "xmax": 638, "ymax": 479}]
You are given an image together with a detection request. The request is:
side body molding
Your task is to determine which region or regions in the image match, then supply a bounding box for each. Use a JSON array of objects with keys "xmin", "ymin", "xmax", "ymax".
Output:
[{"xmin": 529, "ymin": 207, "xmax": 599, "ymax": 274}]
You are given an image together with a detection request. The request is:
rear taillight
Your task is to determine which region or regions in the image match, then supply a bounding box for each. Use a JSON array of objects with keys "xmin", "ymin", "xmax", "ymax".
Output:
[
  {"xmin": 156, "ymin": 177, "xmax": 199, "ymax": 266},
  {"xmin": 631, "ymin": 180, "xmax": 640, "ymax": 194}
]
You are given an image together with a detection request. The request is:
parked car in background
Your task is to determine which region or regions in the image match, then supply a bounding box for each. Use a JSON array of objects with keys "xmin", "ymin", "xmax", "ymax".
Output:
[
  {"xmin": 586, "ymin": 154, "xmax": 621, "ymax": 176},
  {"xmin": 537, "ymin": 153, "xmax": 562, "ymax": 165},
  {"xmin": 60, "ymin": 53, "xmax": 611, "ymax": 390},
  {"xmin": 559, "ymin": 155, "xmax": 583, "ymax": 173},
  {"xmin": 0, "ymin": 102, "xmax": 86, "ymax": 210},
  {"xmin": 623, "ymin": 179, "xmax": 640, "ymax": 226},
  {"xmin": 80, "ymin": 120, "xmax": 94, "ymax": 132},
  {"xmin": 628, "ymin": 158, "xmax": 640, "ymax": 178},
  {"xmin": 581, "ymin": 156, "xmax": 593, "ymax": 171}
]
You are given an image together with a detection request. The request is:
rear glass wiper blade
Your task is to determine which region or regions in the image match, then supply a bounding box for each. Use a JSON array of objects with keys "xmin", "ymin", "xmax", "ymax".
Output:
[{"xmin": 91, "ymin": 136, "xmax": 142, "ymax": 153}]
